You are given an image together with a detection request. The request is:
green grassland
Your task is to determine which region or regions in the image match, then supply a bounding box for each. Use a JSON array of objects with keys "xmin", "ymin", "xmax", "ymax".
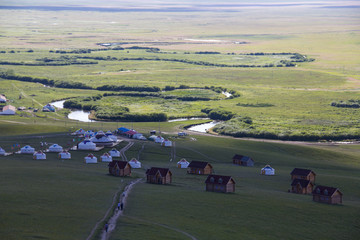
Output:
[
  {"xmin": 0, "ymin": 4, "xmax": 359, "ymax": 140},
  {"xmin": 1, "ymin": 133, "xmax": 359, "ymax": 240}
]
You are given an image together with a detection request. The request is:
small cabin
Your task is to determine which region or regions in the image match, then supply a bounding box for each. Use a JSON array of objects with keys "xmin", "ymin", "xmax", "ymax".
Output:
[
  {"xmin": 232, "ymin": 154, "xmax": 254, "ymax": 167},
  {"xmin": 187, "ymin": 161, "xmax": 213, "ymax": 175},
  {"xmin": 162, "ymin": 140, "xmax": 172, "ymax": 147},
  {"xmin": 291, "ymin": 179, "xmax": 314, "ymax": 194},
  {"xmin": 312, "ymin": 186, "xmax": 343, "ymax": 205},
  {"xmin": 205, "ymin": 174, "xmax": 236, "ymax": 193},
  {"xmin": 42, "ymin": 104, "xmax": 55, "ymax": 112},
  {"xmin": 290, "ymin": 168, "xmax": 316, "ymax": 183},
  {"xmin": 108, "ymin": 160, "xmax": 131, "ymax": 177},
  {"xmin": 146, "ymin": 167, "xmax": 172, "ymax": 184}
]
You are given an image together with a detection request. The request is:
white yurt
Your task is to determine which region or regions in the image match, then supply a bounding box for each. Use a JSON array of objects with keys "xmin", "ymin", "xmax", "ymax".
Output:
[
  {"xmin": 162, "ymin": 140, "xmax": 172, "ymax": 147},
  {"xmin": 49, "ymin": 144, "xmax": 63, "ymax": 152},
  {"xmin": 84, "ymin": 130, "xmax": 95, "ymax": 138},
  {"xmin": 78, "ymin": 139, "xmax": 97, "ymax": 150},
  {"xmin": 138, "ymin": 135, "xmax": 147, "ymax": 140},
  {"xmin": 90, "ymin": 131, "xmax": 113, "ymax": 145},
  {"xmin": 148, "ymin": 135, "xmax": 157, "ymax": 141},
  {"xmin": 261, "ymin": 165, "xmax": 275, "ymax": 176},
  {"xmin": 105, "ymin": 131, "xmax": 118, "ymax": 142},
  {"xmin": 21, "ymin": 145, "xmax": 35, "ymax": 154},
  {"xmin": 133, "ymin": 133, "xmax": 143, "ymax": 139},
  {"xmin": 73, "ymin": 128, "xmax": 86, "ymax": 135},
  {"xmin": 0, "ymin": 147, "xmax": 6, "ymax": 156},
  {"xmin": 155, "ymin": 136, "xmax": 165, "ymax": 143},
  {"xmin": 33, "ymin": 151, "xmax": 46, "ymax": 160},
  {"xmin": 177, "ymin": 158, "xmax": 190, "ymax": 168},
  {"xmin": 58, "ymin": 150, "xmax": 71, "ymax": 160},
  {"xmin": 109, "ymin": 148, "xmax": 120, "ymax": 157},
  {"xmin": 129, "ymin": 158, "xmax": 141, "ymax": 168},
  {"xmin": 101, "ymin": 153, "xmax": 113, "ymax": 162},
  {"xmin": 85, "ymin": 154, "xmax": 97, "ymax": 164}
]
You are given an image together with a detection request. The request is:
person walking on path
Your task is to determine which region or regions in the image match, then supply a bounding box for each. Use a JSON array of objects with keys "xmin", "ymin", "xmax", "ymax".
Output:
[
  {"xmin": 105, "ymin": 223, "xmax": 109, "ymax": 233},
  {"xmin": 117, "ymin": 202, "xmax": 120, "ymax": 211},
  {"xmin": 120, "ymin": 202, "xmax": 124, "ymax": 211}
]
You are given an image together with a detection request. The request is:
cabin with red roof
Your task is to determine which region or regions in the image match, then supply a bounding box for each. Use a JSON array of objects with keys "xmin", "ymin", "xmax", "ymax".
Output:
[
  {"xmin": 312, "ymin": 186, "xmax": 343, "ymax": 204},
  {"xmin": 146, "ymin": 167, "xmax": 172, "ymax": 184},
  {"xmin": 205, "ymin": 175, "xmax": 235, "ymax": 193},
  {"xmin": 291, "ymin": 179, "xmax": 314, "ymax": 194},
  {"xmin": 290, "ymin": 168, "xmax": 316, "ymax": 183},
  {"xmin": 108, "ymin": 160, "xmax": 131, "ymax": 177},
  {"xmin": 187, "ymin": 161, "xmax": 213, "ymax": 175}
]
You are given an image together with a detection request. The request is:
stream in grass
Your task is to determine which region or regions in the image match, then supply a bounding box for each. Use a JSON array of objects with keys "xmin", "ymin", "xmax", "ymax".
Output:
[
  {"xmin": 50, "ymin": 100, "xmax": 219, "ymax": 129},
  {"xmin": 50, "ymin": 100, "xmax": 94, "ymax": 122}
]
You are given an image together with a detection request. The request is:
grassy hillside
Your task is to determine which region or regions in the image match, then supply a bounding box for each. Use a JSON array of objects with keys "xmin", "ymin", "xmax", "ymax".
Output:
[{"xmin": 1, "ymin": 132, "xmax": 359, "ymax": 239}]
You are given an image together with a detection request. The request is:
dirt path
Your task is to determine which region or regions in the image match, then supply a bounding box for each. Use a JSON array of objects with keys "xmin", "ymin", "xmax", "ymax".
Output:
[
  {"xmin": 100, "ymin": 178, "xmax": 143, "ymax": 240},
  {"xmin": 120, "ymin": 142, "xmax": 134, "ymax": 161}
]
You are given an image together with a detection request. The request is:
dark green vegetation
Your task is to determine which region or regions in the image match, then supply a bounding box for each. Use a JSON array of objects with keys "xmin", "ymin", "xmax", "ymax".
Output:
[
  {"xmin": 331, "ymin": 100, "xmax": 360, "ymax": 109},
  {"xmin": 1, "ymin": 133, "xmax": 359, "ymax": 240}
]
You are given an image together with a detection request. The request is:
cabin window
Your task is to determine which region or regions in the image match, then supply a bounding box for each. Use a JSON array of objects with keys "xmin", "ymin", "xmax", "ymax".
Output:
[
  {"xmin": 324, "ymin": 189, "xmax": 328, "ymax": 195},
  {"xmin": 316, "ymin": 188, "xmax": 320, "ymax": 194},
  {"xmin": 210, "ymin": 177, "xmax": 214, "ymax": 183},
  {"xmin": 218, "ymin": 178, "xmax": 223, "ymax": 184}
]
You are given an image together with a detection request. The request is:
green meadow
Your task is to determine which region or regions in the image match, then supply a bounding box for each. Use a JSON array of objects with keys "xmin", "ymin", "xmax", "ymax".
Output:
[{"xmin": 0, "ymin": 0, "xmax": 359, "ymax": 239}]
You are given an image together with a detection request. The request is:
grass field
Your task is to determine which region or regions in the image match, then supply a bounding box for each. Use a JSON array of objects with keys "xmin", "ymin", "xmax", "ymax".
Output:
[{"xmin": 1, "ymin": 133, "xmax": 359, "ymax": 239}]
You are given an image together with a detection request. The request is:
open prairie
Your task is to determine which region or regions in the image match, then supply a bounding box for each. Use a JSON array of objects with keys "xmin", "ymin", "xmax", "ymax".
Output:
[{"xmin": 0, "ymin": 0, "xmax": 359, "ymax": 239}]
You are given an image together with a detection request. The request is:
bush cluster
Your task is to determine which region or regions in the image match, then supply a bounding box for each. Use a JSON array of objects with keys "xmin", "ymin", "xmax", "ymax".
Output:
[{"xmin": 331, "ymin": 100, "xmax": 360, "ymax": 108}]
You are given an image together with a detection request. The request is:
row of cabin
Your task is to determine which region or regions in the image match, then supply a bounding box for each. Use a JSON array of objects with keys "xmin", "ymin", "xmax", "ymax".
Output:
[
  {"xmin": 145, "ymin": 166, "xmax": 236, "ymax": 193},
  {"xmin": 290, "ymin": 168, "xmax": 342, "ymax": 204}
]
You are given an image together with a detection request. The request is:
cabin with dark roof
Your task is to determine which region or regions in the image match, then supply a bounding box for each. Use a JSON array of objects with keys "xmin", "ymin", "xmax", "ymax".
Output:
[
  {"xmin": 312, "ymin": 186, "xmax": 343, "ymax": 204},
  {"xmin": 290, "ymin": 168, "xmax": 316, "ymax": 183},
  {"xmin": 146, "ymin": 167, "xmax": 172, "ymax": 184},
  {"xmin": 205, "ymin": 175, "xmax": 235, "ymax": 193},
  {"xmin": 108, "ymin": 160, "xmax": 131, "ymax": 177},
  {"xmin": 291, "ymin": 179, "xmax": 314, "ymax": 194},
  {"xmin": 232, "ymin": 154, "xmax": 254, "ymax": 167},
  {"xmin": 187, "ymin": 161, "xmax": 213, "ymax": 175}
]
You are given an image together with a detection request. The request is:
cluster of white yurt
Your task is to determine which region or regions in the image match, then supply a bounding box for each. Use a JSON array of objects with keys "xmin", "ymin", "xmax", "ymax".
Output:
[
  {"xmin": 21, "ymin": 145, "xmax": 35, "ymax": 154},
  {"xmin": 109, "ymin": 148, "xmax": 120, "ymax": 157},
  {"xmin": 261, "ymin": 165, "xmax": 275, "ymax": 175},
  {"xmin": 33, "ymin": 151, "xmax": 46, "ymax": 160},
  {"xmin": 58, "ymin": 150, "xmax": 71, "ymax": 160},
  {"xmin": 0, "ymin": 147, "xmax": 6, "ymax": 156},
  {"xmin": 162, "ymin": 139, "xmax": 172, "ymax": 147},
  {"xmin": 78, "ymin": 139, "xmax": 97, "ymax": 150},
  {"xmin": 101, "ymin": 153, "xmax": 112, "ymax": 162},
  {"xmin": 85, "ymin": 154, "xmax": 97, "ymax": 164},
  {"xmin": 49, "ymin": 144, "xmax": 63, "ymax": 152},
  {"xmin": 129, "ymin": 158, "xmax": 141, "ymax": 168},
  {"xmin": 177, "ymin": 158, "xmax": 190, "ymax": 168},
  {"xmin": 90, "ymin": 131, "xmax": 113, "ymax": 146}
]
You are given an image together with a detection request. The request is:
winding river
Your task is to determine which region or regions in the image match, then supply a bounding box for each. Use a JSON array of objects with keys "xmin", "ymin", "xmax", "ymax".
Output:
[
  {"xmin": 49, "ymin": 100, "xmax": 219, "ymax": 131},
  {"xmin": 50, "ymin": 100, "xmax": 95, "ymax": 122}
]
